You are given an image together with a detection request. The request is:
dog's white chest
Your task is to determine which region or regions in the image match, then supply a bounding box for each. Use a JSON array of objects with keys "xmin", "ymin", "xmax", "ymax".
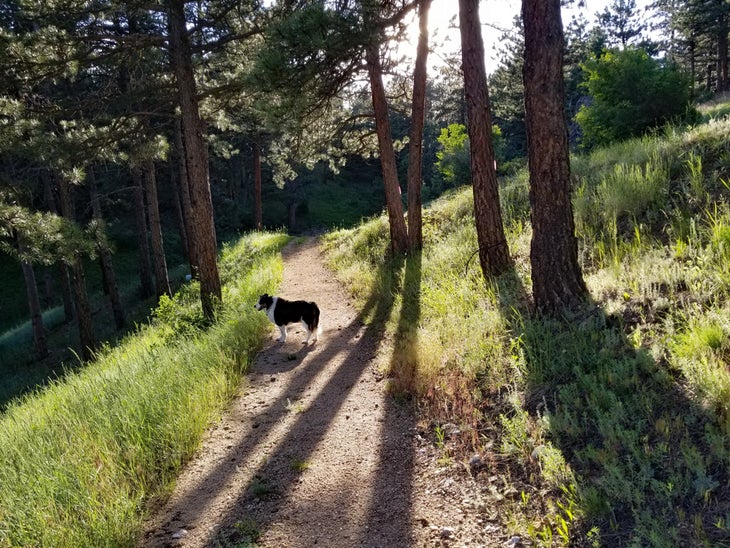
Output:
[{"xmin": 266, "ymin": 297, "xmax": 279, "ymax": 324}]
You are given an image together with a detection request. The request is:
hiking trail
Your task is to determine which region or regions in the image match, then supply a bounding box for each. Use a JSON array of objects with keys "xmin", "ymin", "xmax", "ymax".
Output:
[{"xmin": 140, "ymin": 237, "xmax": 504, "ymax": 547}]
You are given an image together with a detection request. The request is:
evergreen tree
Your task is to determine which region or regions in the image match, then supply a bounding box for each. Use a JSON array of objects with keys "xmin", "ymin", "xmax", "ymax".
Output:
[
  {"xmin": 576, "ymin": 47, "xmax": 695, "ymax": 148},
  {"xmin": 406, "ymin": 0, "xmax": 432, "ymax": 251},
  {"xmin": 596, "ymin": 0, "xmax": 647, "ymax": 48},
  {"xmin": 458, "ymin": 0, "xmax": 511, "ymax": 278},
  {"xmin": 523, "ymin": 0, "xmax": 587, "ymax": 314}
]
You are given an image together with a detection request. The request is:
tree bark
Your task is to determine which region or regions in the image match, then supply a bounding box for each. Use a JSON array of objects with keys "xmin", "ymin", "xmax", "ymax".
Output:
[
  {"xmin": 143, "ymin": 159, "xmax": 171, "ymax": 300},
  {"xmin": 17, "ymin": 234, "xmax": 48, "ymax": 359},
  {"xmin": 253, "ymin": 141, "xmax": 263, "ymax": 230},
  {"xmin": 42, "ymin": 172, "xmax": 74, "ymax": 321},
  {"xmin": 522, "ymin": 0, "xmax": 587, "ymax": 315},
  {"xmin": 717, "ymin": 5, "xmax": 728, "ymax": 92},
  {"xmin": 56, "ymin": 175, "xmax": 97, "ymax": 360},
  {"xmin": 366, "ymin": 41, "xmax": 409, "ymax": 255},
  {"xmin": 169, "ymin": 0, "xmax": 222, "ymax": 318},
  {"xmin": 89, "ymin": 171, "xmax": 126, "ymax": 329},
  {"xmin": 132, "ymin": 168, "xmax": 155, "ymax": 298},
  {"xmin": 407, "ymin": 0, "xmax": 432, "ymax": 252},
  {"xmin": 169, "ymin": 155, "xmax": 189, "ymax": 262},
  {"xmin": 174, "ymin": 115, "xmax": 197, "ymax": 274},
  {"xmin": 458, "ymin": 0, "xmax": 512, "ymax": 277}
]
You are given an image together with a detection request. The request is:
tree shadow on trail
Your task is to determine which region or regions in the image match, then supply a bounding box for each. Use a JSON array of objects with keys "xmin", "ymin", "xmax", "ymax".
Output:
[
  {"xmin": 357, "ymin": 250, "xmax": 422, "ymax": 546},
  {"xmin": 198, "ymin": 251, "xmax": 420, "ymax": 546},
  {"xmin": 493, "ymin": 269, "xmax": 730, "ymax": 546}
]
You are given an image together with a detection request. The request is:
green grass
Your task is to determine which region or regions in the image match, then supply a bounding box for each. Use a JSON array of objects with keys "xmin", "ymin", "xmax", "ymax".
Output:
[
  {"xmin": 0, "ymin": 231, "xmax": 289, "ymax": 547},
  {"xmin": 322, "ymin": 97, "xmax": 730, "ymax": 546}
]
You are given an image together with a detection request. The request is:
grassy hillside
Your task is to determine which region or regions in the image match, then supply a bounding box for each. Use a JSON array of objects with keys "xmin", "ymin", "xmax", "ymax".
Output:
[
  {"xmin": 322, "ymin": 104, "xmax": 730, "ymax": 546},
  {"xmin": 0, "ymin": 232, "xmax": 288, "ymax": 547}
]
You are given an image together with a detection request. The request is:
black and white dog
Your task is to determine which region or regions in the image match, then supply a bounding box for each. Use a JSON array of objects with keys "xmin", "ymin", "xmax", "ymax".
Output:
[{"xmin": 255, "ymin": 293, "xmax": 321, "ymax": 344}]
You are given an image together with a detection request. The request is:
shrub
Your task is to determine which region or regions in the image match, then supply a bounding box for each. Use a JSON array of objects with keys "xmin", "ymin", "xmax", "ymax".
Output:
[{"xmin": 576, "ymin": 48, "xmax": 696, "ymax": 149}]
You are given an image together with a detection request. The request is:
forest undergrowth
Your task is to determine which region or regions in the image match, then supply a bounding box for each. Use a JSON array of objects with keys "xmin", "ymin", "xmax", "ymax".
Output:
[
  {"xmin": 0, "ymin": 232, "xmax": 289, "ymax": 547},
  {"xmin": 2, "ymin": 103, "xmax": 730, "ymax": 547},
  {"xmin": 322, "ymin": 110, "xmax": 730, "ymax": 546}
]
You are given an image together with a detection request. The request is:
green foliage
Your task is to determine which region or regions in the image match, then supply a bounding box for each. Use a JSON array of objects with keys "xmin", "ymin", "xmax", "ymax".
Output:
[
  {"xmin": 435, "ymin": 123, "xmax": 470, "ymax": 187},
  {"xmin": 432, "ymin": 123, "xmax": 505, "ymax": 195},
  {"xmin": 0, "ymin": 197, "xmax": 95, "ymax": 264},
  {"xmin": 698, "ymin": 92, "xmax": 730, "ymax": 122},
  {"xmin": 0, "ymin": 231, "xmax": 287, "ymax": 547},
  {"xmin": 576, "ymin": 48, "xmax": 696, "ymax": 149},
  {"xmin": 595, "ymin": 0, "xmax": 647, "ymax": 48},
  {"xmin": 324, "ymin": 94, "xmax": 730, "ymax": 545}
]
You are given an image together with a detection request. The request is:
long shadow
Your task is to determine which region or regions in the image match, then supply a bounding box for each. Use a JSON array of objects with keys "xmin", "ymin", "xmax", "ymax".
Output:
[
  {"xmin": 139, "ymin": 246, "xmax": 386, "ymax": 546},
  {"xmin": 207, "ymin": 256, "xmax": 408, "ymax": 545},
  {"xmin": 357, "ymin": 250, "xmax": 422, "ymax": 546},
  {"xmin": 143, "ymin": 315, "xmax": 363, "ymax": 538},
  {"xmin": 493, "ymin": 269, "xmax": 730, "ymax": 545}
]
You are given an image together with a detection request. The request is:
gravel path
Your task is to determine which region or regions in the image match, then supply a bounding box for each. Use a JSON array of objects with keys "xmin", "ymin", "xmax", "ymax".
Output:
[{"xmin": 140, "ymin": 238, "xmax": 504, "ymax": 548}]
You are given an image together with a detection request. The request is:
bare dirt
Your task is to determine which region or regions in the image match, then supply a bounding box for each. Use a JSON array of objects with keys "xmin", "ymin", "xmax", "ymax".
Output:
[{"xmin": 140, "ymin": 238, "xmax": 508, "ymax": 548}]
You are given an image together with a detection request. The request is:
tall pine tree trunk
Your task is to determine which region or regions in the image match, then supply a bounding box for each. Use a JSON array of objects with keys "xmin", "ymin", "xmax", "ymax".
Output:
[
  {"xmin": 132, "ymin": 168, "xmax": 155, "ymax": 298},
  {"xmin": 253, "ymin": 141, "xmax": 263, "ymax": 230},
  {"xmin": 42, "ymin": 172, "xmax": 74, "ymax": 321},
  {"xmin": 174, "ymin": 115, "xmax": 197, "ymax": 274},
  {"xmin": 459, "ymin": 0, "xmax": 511, "ymax": 277},
  {"xmin": 143, "ymin": 159, "xmax": 171, "ymax": 300},
  {"xmin": 523, "ymin": 0, "xmax": 587, "ymax": 314},
  {"xmin": 89, "ymin": 171, "xmax": 126, "ymax": 329},
  {"xmin": 170, "ymin": 159, "xmax": 189, "ymax": 262},
  {"xmin": 366, "ymin": 41, "xmax": 409, "ymax": 255},
  {"xmin": 17, "ymin": 234, "xmax": 48, "ymax": 359},
  {"xmin": 717, "ymin": 6, "xmax": 728, "ymax": 92},
  {"xmin": 407, "ymin": 0, "xmax": 432, "ymax": 252},
  {"xmin": 169, "ymin": 0, "xmax": 222, "ymax": 318},
  {"xmin": 56, "ymin": 176, "xmax": 97, "ymax": 360}
]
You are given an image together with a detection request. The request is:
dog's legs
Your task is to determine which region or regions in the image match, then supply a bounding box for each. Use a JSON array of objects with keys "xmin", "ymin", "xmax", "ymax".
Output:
[
  {"xmin": 301, "ymin": 320, "xmax": 311, "ymax": 344},
  {"xmin": 278, "ymin": 325, "xmax": 287, "ymax": 342}
]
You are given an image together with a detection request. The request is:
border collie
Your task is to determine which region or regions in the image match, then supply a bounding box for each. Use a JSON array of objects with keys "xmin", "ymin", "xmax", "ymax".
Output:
[{"xmin": 255, "ymin": 293, "xmax": 321, "ymax": 344}]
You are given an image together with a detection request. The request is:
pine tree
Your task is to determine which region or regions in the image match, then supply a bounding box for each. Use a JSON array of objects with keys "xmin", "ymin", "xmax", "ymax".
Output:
[
  {"xmin": 458, "ymin": 0, "xmax": 512, "ymax": 278},
  {"xmin": 523, "ymin": 0, "xmax": 587, "ymax": 315}
]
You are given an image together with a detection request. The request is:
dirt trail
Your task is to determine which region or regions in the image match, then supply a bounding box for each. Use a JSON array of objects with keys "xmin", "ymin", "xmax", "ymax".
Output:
[{"xmin": 140, "ymin": 238, "xmax": 503, "ymax": 548}]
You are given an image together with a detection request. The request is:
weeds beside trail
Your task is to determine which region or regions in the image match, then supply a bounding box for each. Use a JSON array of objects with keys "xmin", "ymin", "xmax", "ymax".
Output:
[
  {"xmin": 0, "ymin": 232, "xmax": 289, "ymax": 547},
  {"xmin": 323, "ymin": 114, "xmax": 730, "ymax": 546}
]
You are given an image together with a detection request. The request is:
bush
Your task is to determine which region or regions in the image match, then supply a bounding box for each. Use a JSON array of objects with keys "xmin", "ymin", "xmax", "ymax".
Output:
[{"xmin": 576, "ymin": 48, "xmax": 696, "ymax": 149}]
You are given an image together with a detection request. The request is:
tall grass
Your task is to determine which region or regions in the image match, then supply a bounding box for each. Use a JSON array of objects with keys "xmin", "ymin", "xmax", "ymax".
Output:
[
  {"xmin": 0, "ymin": 231, "xmax": 288, "ymax": 547},
  {"xmin": 323, "ymin": 100, "xmax": 730, "ymax": 545}
]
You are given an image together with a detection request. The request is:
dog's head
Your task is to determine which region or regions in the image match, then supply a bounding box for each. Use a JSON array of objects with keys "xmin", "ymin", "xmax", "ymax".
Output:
[{"xmin": 255, "ymin": 293, "xmax": 274, "ymax": 311}]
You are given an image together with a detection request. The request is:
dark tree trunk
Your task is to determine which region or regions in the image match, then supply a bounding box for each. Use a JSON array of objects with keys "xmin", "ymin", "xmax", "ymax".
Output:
[
  {"xmin": 57, "ymin": 263, "xmax": 75, "ymax": 322},
  {"xmin": 366, "ymin": 41, "xmax": 409, "ymax": 255},
  {"xmin": 143, "ymin": 159, "xmax": 171, "ymax": 300},
  {"xmin": 717, "ymin": 6, "xmax": 728, "ymax": 92},
  {"xmin": 169, "ymin": 0, "xmax": 222, "ymax": 318},
  {"xmin": 17, "ymin": 234, "xmax": 48, "ymax": 359},
  {"xmin": 89, "ymin": 171, "xmax": 126, "ymax": 329},
  {"xmin": 43, "ymin": 270, "xmax": 54, "ymax": 308},
  {"xmin": 174, "ymin": 115, "xmax": 197, "ymax": 274},
  {"xmin": 458, "ymin": 0, "xmax": 512, "ymax": 277},
  {"xmin": 132, "ymin": 168, "xmax": 155, "ymax": 298},
  {"xmin": 42, "ymin": 172, "xmax": 74, "ymax": 321},
  {"xmin": 238, "ymin": 151, "xmax": 246, "ymax": 207},
  {"xmin": 407, "ymin": 0, "xmax": 432, "ymax": 252},
  {"xmin": 169, "ymin": 157, "xmax": 189, "ymax": 262},
  {"xmin": 253, "ymin": 141, "xmax": 263, "ymax": 230},
  {"xmin": 522, "ymin": 0, "xmax": 587, "ymax": 315},
  {"xmin": 169, "ymin": 134, "xmax": 190, "ymax": 260},
  {"xmin": 56, "ymin": 176, "xmax": 97, "ymax": 360}
]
